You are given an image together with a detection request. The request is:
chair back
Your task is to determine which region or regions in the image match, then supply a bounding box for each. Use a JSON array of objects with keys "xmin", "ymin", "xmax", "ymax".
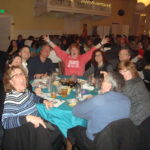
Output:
[{"xmin": 91, "ymin": 118, "xmax": 140, "ymax": 150}]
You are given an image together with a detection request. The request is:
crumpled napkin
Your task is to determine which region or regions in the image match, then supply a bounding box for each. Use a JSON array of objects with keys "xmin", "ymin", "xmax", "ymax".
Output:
[{"xmin": 82, "ymin": 83, "xmax": 94, "ymax": 91}]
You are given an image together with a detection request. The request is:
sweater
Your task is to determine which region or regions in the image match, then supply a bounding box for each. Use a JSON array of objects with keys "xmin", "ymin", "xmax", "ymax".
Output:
[
  {"xmin": 28, "ymin": 56, "xmax": 55, "ymax": 80},
  {"xmin": 53, "ymin": 46, "xmax": 97, "ymax": 76},
  {"xmin": 84, "ymin": 63, "xmax": 113, "ymax": 78},
  {"xmin": 2, "ymin": 90, "xmax": 43, "ymax": 129},
  {"xmin": 73, "ymin": 91, "xmax": 131, "ymax": 140},
  {"xmin": 123, "ymin": 77, "xmax": 150, "ymax": 125}
]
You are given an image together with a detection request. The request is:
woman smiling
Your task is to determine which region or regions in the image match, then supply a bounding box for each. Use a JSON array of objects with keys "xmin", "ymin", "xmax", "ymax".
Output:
[{"xmin": 2, "ymin": 66, "xmax": 64, "ymax": 150}]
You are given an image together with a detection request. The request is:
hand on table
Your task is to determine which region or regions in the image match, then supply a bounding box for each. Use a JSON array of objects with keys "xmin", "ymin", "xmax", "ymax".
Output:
[{"xmin": 43, "ymin": 100, "xmax": 54, "ymax": 110}]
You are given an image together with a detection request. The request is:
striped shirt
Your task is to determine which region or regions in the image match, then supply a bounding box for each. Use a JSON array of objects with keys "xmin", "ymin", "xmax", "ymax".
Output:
[{"xmin": 2, "ymin": 90, "xmax": 42, "ymax": 129}]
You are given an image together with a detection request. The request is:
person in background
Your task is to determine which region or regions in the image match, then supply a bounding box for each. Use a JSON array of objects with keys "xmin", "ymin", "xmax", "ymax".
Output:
[
  {"xmin": 83, "ymin": 38, "xmax": 93, "ymax": 53},
  {"xmin": 44, "ymin": 35, "xmax": 109, "ymax": 76},
  {"xmin": 68, "ymin": 72, "xmax": 131, "ymax": 150},
  {"xmin": 7, "ymin": 40, "xmax": 18, "ymax": 55},
  {"xmin": 29, "ymin": 40, "xmax": 41, "ymax": 57},
  {"xmin": 48, "ymin": 46, "xmax": 61, "ymax": 72},
  {"xmin": 137, "ymin": 41, "xmax": 144, "ymax": 57},
  {"xmin": 6, "ymin": 54, "xmax": 22, "ymax": 68},
  {"xmin": 118, "ymin": 48, "xmax": 132, "ymax": 62},
  {"xmin": 119, "ymin": 36, "xmax": 129, "ymax": 49},
  {"xmin": 17, "ymin": 34, "xmax": 24, "ymax": 49},
  {"xmin": 84, "ymin": 49, "xmax": 113, "ymax": 78},
  {"xmin": 19, "ymin": 46, "xmax": 31, "ymax": 74},
  {"xmin": 24, "ymin": 35, "xmax": 34, "ymax": 47},
  {"xmin": 84, "ymin": 38, "xmax": 94, "ymax": 70},
  {"xmin": 118, "ymin": 48, "xmax": 144, "ymax": 79},
  {"xmin": 28, "ymin": 42, "xmax": 55, "ymax": 80},
  {"xmin": 60, "ymin": 38, "xmax": 68, "ymax": 51},
  {"xmin": 2, "ymin": 66, "xmax": 64, "ymax": 150}
]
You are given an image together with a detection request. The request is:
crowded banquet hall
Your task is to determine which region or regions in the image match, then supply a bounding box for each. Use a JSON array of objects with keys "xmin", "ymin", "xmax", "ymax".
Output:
[{"xmin": 0, "ymin": 0, "xmax": 150, "ymax": 150}]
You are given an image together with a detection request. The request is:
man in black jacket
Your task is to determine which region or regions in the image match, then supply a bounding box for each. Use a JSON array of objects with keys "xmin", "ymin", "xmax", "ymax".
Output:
[{"xmin": 28, "ymin": 43, "xmax": 55, "ymax": 80}]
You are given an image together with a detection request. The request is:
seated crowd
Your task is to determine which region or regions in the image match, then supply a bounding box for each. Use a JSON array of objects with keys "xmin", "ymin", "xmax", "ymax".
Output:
[{"xmin": 0, "ymin": 33, "xmax": 150, "ymax": 150}]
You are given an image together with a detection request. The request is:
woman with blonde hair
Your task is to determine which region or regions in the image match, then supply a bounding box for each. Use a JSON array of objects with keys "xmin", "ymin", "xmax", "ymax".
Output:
[{"xmin": 118, "ymin": 61, "xmax": 150, "ymax": 150}]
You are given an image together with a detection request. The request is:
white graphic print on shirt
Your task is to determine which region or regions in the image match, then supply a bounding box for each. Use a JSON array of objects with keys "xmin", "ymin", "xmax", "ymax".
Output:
[{"xmin": 67, "ymin": 60, "xmax": 79, "ymax": 68}]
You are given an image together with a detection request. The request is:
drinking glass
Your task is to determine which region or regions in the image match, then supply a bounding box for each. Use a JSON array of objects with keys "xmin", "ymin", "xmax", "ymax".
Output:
[
  {"xmin": 51, "ymin": 72, "xmax": 58, "ymax": 81},
  {"xmin": 95, "ymin": 78, "xmax": 100, "ymax": 89},
  {"xmin": 47, "ymin": 76, "xmax": 52, "ymax": 92},
  {"xmin": 88, "ymin": 75, "xmax": 94, "ymax": 86},
  {"xmin": 75, "ymin": 84, "xmax": 82, "ymax": 101},
  {"xmin": 51, "ymin": 86, "xmax": 57, "ymax": 98},
  {"xmin": 94, "ymin": 78, "xmax": 102, "ymax": 93},
  {"xmin": 61, "ymin": 87, "xmax": 68, "ymax": 98}
]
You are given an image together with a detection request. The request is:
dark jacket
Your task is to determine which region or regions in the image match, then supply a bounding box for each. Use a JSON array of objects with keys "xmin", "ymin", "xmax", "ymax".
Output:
[
  {"xmin": 28, "ymin": 56, "xmax": 55, "ymax": 80},
  {"xmin": 84, "ymin": 63, "xmax": 113, "ymax": 78}
]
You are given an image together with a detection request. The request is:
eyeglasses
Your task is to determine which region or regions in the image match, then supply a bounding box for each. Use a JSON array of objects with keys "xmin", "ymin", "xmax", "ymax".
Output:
[
  {"xmin": 119, "ymin": 54, "xmax": 129, "ymax": 56},
  {"xmin": 10, "ymin": 72, "xmax": 24, "ymax": 79},
  {"xmin": 95, "ymin": 54, "xmax": 102, "ymax": 57}
]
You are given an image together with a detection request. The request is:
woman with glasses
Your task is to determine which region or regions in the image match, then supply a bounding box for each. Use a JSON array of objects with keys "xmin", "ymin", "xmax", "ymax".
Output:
[
  {"xmin": 84, "ymin": 49, "xmax": 113, "ymax": 78},
  {"xmin": 2, "ymin": 66, "xmax": 64, "ymax": 150}
]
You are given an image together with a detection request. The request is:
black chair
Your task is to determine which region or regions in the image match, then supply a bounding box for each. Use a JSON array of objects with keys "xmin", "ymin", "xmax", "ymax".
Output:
[
  {"xmin": 70, "ymin": 119, "xmax": 140, "ymax": 150},
  {"xmin": 2, "ymin": 122, "xmax": 66, "ymax": 150},
  {"xmin": 138, "ymin": 116, "xmax": 150, "ymax": 150},
  {"xmin": 91, "ymin": 119, "xmax": 140, "ymax": 150}
]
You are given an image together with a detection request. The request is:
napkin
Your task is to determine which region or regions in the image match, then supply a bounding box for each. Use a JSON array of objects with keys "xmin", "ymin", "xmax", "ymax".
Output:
[
  {"xmin": 39, "ymin": 93, "xmax": 65, "ymax": 107},
  {"xmin": 82, "ymin": 83, "xmax": 94, "ymax": 91}
]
